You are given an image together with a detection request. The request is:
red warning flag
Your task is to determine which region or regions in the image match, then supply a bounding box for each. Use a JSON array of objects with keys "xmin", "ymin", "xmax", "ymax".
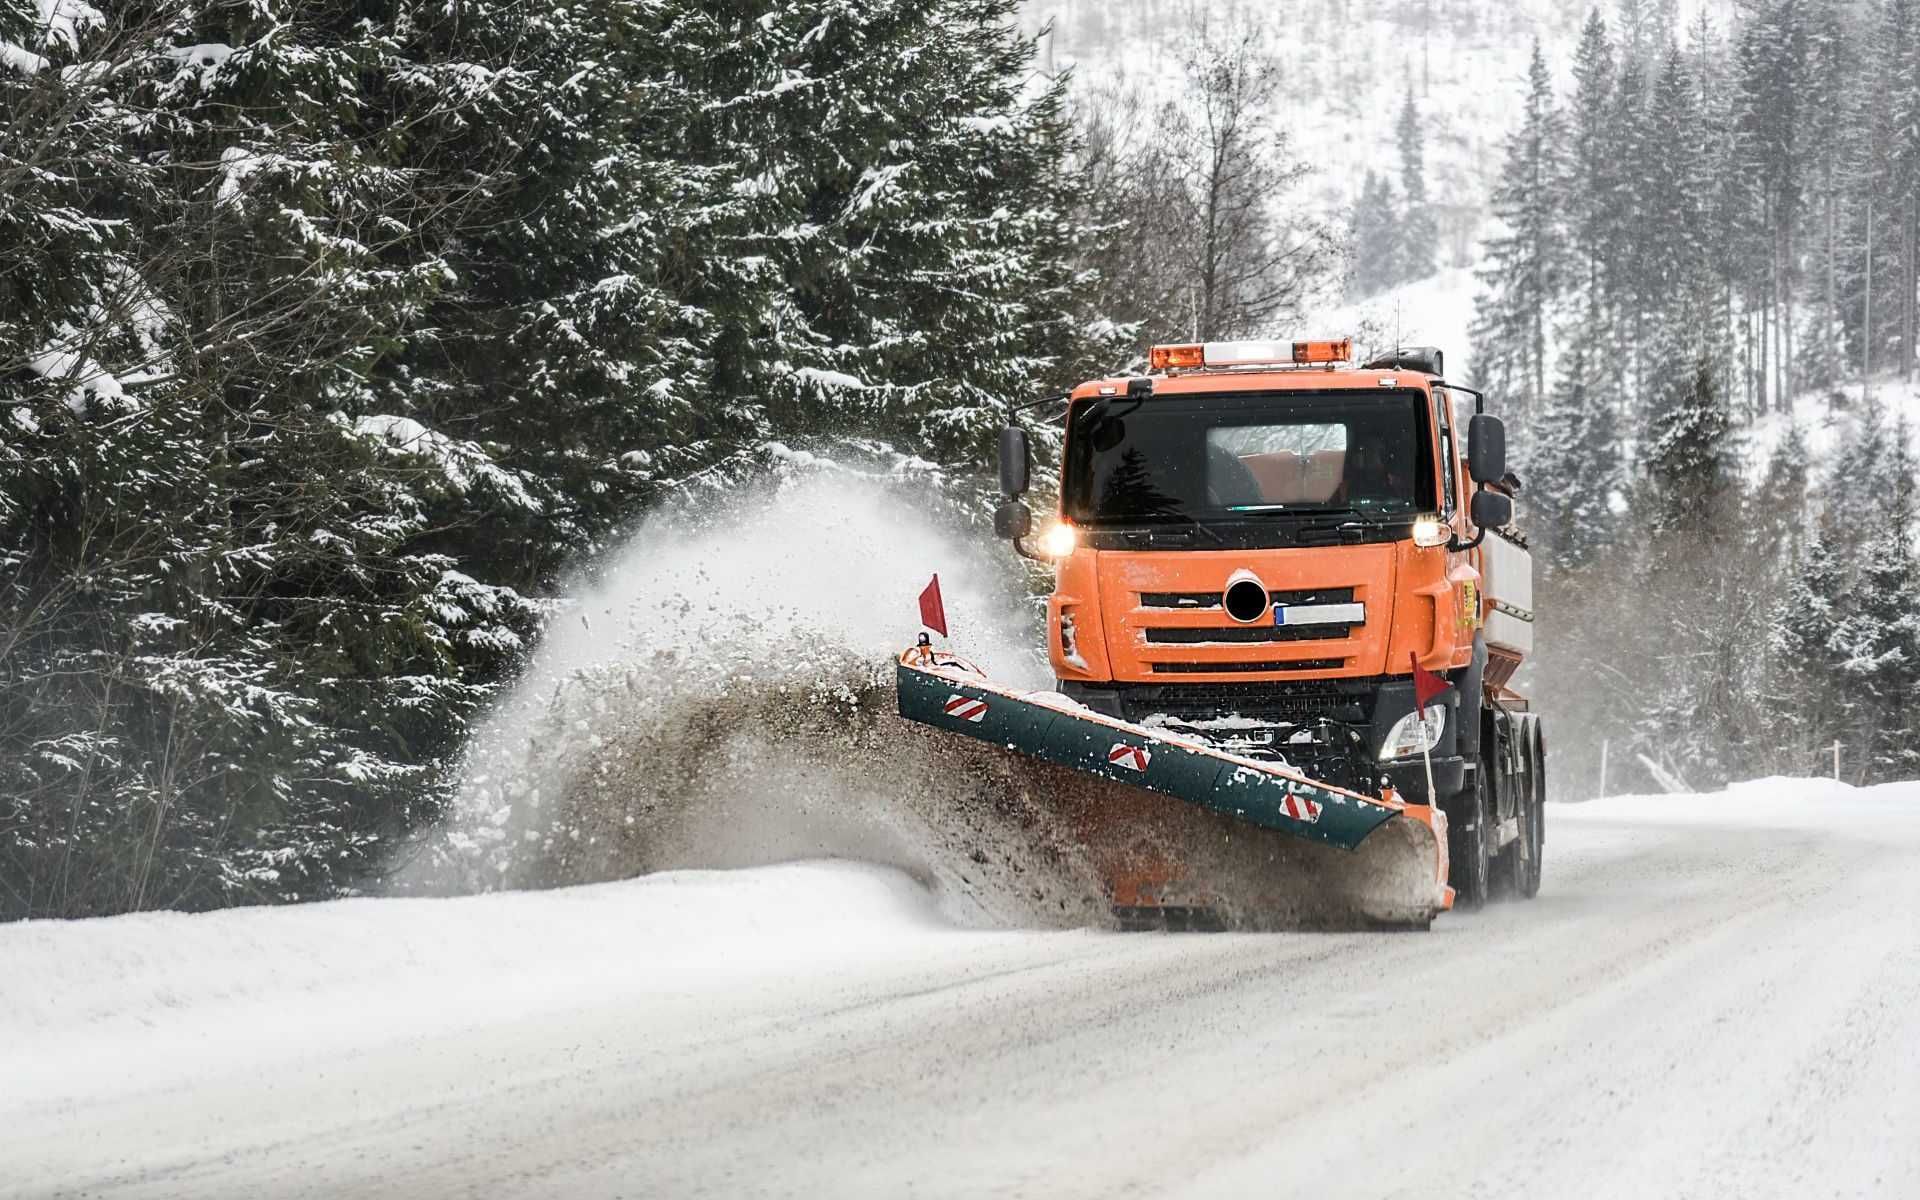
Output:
[
  {"xmin": 919, "ymin": 574, "xmax": 948, "ymax": 638},
  {"xmin": 1411, "ymin": 652, "xmax": 1449, "ymax": 716}
]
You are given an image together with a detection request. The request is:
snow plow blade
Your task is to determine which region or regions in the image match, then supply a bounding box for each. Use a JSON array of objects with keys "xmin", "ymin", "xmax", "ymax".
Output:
[{"xmin": 897, "ymin": 648, "xmax": 1453, "ymax": 929}]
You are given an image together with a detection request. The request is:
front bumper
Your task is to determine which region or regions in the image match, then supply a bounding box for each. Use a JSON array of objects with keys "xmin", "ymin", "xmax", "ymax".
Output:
[
  {"xmin": 1382, "ymin": 756, "xmax": 1466, "ymax": 806},
  {"xmin": 1058, "ymin": 674, "xmax": 1468, "ymax": 804}
]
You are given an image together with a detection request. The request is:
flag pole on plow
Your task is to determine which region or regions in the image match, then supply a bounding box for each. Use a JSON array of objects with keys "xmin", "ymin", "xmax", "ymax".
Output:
[
  {"xmin": 919, "ymin": 574, "xmax": 948, "ymax": 637},
  {"xmin": 1410, "ymin": 652, "xmax": 1449, "ymax": 806},
  {"xmin": 916, "ymin": 574, "xmax": 947, "ymax": 664}
]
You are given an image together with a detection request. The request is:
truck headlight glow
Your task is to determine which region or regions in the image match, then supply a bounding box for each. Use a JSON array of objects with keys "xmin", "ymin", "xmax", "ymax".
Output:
[
  {"xmin": 1379, "ymin": 707, "xmax": 1446, "ymax": 760},
  {"xmin": 1039, "ymin": 522, "xmax": 1078, "ymax": 559},
  {"xmin": 1412, "ymin": 516, "xmax": 1449, "ymax": 548}
]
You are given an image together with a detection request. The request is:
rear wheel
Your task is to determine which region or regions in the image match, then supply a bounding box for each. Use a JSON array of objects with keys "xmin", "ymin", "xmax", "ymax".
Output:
[
  {"xmin": 1447, "ymin": 760, "xmax": 1492, "ymax": 910},
  {"xmin": 1520, "ymin": 720, "xmax": 1545, "ymax": 898},
  {"xmin": 1500, "ymin": 715, "xmax": 1542, "ymax": 899}
]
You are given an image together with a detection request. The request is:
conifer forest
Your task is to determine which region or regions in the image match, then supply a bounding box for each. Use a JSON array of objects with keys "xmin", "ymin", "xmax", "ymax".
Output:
[{"xmin": 4, "ymin": 0, "xmax": 1918, "ymax": 921}]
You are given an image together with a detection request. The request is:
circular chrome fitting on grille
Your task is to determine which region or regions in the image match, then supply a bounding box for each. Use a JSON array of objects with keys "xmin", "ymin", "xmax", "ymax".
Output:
[{"xmin": 1223, "ymin": 570, "xmax": 1270, "ymax": 624}]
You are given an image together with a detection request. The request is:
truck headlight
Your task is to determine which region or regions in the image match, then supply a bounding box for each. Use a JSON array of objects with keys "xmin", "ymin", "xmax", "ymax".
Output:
[
  {"xmin": 1039, "ymin": 523, "xmax": 1077, "ymax": 559},
  {"xmin": 1379, "ymin": 707, "xmax": 1446, "ymax": 760},
  {"xmin": 1412, "ymin": 516, "xmax": 1450, "ymax": 548}
]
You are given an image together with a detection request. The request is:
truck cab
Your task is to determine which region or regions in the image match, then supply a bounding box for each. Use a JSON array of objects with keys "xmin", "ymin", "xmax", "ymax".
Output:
[{"xmin": 997, "ymin": 339, "xmax": 1542, "ymax": 907}]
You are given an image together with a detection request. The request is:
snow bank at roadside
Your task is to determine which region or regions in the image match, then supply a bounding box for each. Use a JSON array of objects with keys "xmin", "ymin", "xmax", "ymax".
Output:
[
  {"xmin": 0, "ymin": 862, "xmax": 1003, "ymax": 1103},
  {"xmin": 1557, "ymin": 776, "xmax": 1920, "ymax": 830}
]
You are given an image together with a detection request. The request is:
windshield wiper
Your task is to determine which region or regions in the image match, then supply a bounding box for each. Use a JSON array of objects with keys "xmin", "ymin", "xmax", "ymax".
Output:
[
  {"xmin": 1096, "ymin": 515, "xmax": 1227, "ymax": 547},
  {"xmin": 1143, "ymin": 515, "xmax": 1226, "ymax": 546},
  {"xmin": 1296, "ymin": 509, "xmax": 1395, "ymax": 545}
]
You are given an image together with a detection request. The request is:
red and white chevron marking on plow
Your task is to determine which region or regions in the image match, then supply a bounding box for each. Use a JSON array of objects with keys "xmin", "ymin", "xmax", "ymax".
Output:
[
  {"xmin": 942, "ymin": 694, "xmax": 988, "ymax": 724},
  {"xmin": 1279, "ymin": 790, "xmax": 1323, "ymax": 823},
  {"xmin": 1107, "ymin": 743, "xmax": 1152, "ymax": 772}
]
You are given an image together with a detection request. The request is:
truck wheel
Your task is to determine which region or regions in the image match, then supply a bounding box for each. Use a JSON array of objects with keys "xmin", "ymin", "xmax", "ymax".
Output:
[
  {"xmin": 1447, "ymin": 761, "xmax": 1492, "ymax": 910},
  {"xmin": 1520, "ymin": 720, "xmax": 1545, "ymax": 899},
  {"xmin": 1500, "ymin": 715, "xmax": 1538, "ymax": 899}
]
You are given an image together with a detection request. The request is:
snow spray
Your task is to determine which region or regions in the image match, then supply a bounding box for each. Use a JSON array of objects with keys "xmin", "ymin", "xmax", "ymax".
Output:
[{"xmin": 403, "ymin": 466, "xmax": 1109, "ymax": 928}]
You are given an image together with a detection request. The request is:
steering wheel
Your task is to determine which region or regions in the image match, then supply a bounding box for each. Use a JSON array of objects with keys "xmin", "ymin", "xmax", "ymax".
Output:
[{"xmin": 1206, "ymin": 442, "xmax": 1264, "ymax": 508}]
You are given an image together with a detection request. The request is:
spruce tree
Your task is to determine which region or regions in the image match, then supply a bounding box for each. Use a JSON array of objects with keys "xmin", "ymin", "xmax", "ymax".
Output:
[
  {"xmin": 1607, "ymin": 53, "xmax": 1655, "ymax": 405},
  {"xmin": 1348, "ymin": 172, "xmax": 1402, "ymax": 297},
  {"xmin": 1832, "ymin": 505, "xmax": 1920, "ymax": 777},
  {"xmin": 1530, "ymin": 326, "xmax": 1622, "ymax": 568},
  {"xmin": 1470, "ymin": 41, "xmax": 1568, "ymax": 454},
  {"xmin": 1393, "ymin": 86, "xmax": 1436, "ymax": 282},
  {"xmin": 1762, "ymin": 531, "xmax": 1848, "ymax": 767},
  {"xmin": 1567, "ymin": 10, "xmax": 1618, "ymax": 316},
  {"xmin": 1642, "ymin": 48, "xmax": 1710, "ymax": 339},
  {"xmin": 1643, "ymin": 349, "xmax": 1736, "ymax": 535}
]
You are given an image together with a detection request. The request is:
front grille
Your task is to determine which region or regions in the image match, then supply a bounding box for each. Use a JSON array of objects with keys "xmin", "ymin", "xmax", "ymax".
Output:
[
  {"xmin": 1273, "ymin": 587, "xmax": 1356, "ymax": 606},
  {"xmin": 1150, "ymin": 658, "xmax": 1346, "ymax": 675},
  {"xmin": 1141, "ymin": 592, "xmax": 1224, "ymax": 610},
  {"xmin": 1112, "ymin": 678, "xmax": 1377, "ymax": 727},
  {"xmin": 1139, "ymin": 586, "xmax": 1357, "ymax": 611},
  {"xmin": 1144, "ymin": 624, "xmax": 1355, "ymax": 645}
]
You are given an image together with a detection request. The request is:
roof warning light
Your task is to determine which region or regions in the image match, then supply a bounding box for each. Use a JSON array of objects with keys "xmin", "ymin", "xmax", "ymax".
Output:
[{"xmin": 1148, "ymin": 339, "xmax": 1355, "ymax": 372}]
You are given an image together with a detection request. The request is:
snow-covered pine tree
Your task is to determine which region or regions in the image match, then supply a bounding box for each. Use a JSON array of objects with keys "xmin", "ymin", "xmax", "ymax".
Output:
[
  {"xmin": 1621, "ymin": 340, "xmax": 1751, "ymax": 790},
  {"xmin": 1642, "ymin": 347, "xmax": 1737, "ymax": 536},
  {"xmin": 1805, "ymin": 408, "xmax": 1920, "ymax": 781},
  {"xmin": 1606, "ymin": 51, "xmax": 1655, "ymax": 407},
  {"xmin": 1760, "ymin": 531, "xmax": 1848, "ymax": 773},
  {"xmin": 1831, "ymin": 504, "xmax": 1920, "ymax": 779},
  {"xmin": 1748, "ymin": 422, "xmax": 1812, "ymax": 558},
  {"xmin": 1469, "ymin": 40, "xmax": 1568, "ymax": 456},
  {"xmin": 1641, "ymin": 47, "xmax": 1710, "ymax": 343},
  {"xmin": 724, "ymin": 0, "xmax": 1124, "ymax": 476},
  {"xmin": 1878, "ymin": 0, "xmax": 1920, "ymax": 382},
  {"xmin": 1836, "ymin": 0, "xmax": 1918, "ymax": 382},
  {"xmin": 1348, "ymin": 171, "xmax": 1402, "ymax": 298},
  {"xmin": 1797, "ymin": 0, "xmax": 1853, "ymax": 396},
  {"xmin": 1566, "ymin": 10, "xmax": 1618, "ymax": 319},
  {"xmin": 387, "ymin": 0, "xmax": 760, "ymax": 566},
  {"xmin": 1, "ymin": 0, "xmax": 559, "ymax": 918},
  {"xmin": 1528, "ymin": 326, "xmax": 1622, "ymax": 570},
  {"xmin": 1734, "ymin": 0, "xmax": 1814, "ymax": 413},
  {"xmin": 1618, "ymin": 0, "xmax": 1653, "ymax": 71},
  {"xmin": 1825, "ymin": 395, "xmax": 1895, "ymax": 557},
  {"xmin": 1392, "ymin": 86, "xmax": 1436, "ymax": 283}
]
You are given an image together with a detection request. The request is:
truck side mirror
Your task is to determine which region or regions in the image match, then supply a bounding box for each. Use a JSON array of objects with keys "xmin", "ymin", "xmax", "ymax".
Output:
[
  {"xmin": 998, "ymin": 427, "xmax": 1031, "ymax": 497},
  {"xmin": 994, "ymin": 499, "xmax": 1032, "ymax": 540},
  {"xmin": 1470, "ymin": 489, "xmax": 1512, "ymax": 532},
  {"xmin": 1467, "ymin": 414, "xmax": 1506, "ymax": 485}
]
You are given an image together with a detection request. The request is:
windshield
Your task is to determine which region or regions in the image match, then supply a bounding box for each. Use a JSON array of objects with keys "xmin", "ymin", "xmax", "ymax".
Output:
[{"xmin": 1063, "ymin": 390, "xmax": 1437, "ymax": 526}]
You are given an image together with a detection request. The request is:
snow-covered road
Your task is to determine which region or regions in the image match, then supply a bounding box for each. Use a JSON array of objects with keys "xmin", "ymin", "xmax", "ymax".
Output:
[{"xmin": 7, "ymin": 780, "xmax": 1919, "ymax": 1199}]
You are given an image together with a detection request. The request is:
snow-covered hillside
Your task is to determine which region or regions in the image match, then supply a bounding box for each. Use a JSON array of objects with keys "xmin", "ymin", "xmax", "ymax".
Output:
[
  {"xmin": 1023, "ymin": 0, "xmax": 1603, "ymax": 259},
  {"xmin": 1746, "ymin": 375, "xmax": 1920, "ymax": 484},
  {"xmin": 1306, "ymin": 264, "xmax": 1481, "ymax": 374}
]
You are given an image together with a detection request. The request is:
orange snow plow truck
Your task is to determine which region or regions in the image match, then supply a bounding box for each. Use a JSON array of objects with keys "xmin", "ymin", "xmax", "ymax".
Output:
[{"xmin": 896, "ymin": 340, "xmax": 1543, "ymax": 930}]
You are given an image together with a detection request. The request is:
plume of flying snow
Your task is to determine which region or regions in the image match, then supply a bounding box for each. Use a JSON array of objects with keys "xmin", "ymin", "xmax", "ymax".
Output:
[{"xmin": 401, "ymin": 467, "xmax": 1102, "ymax": 928}]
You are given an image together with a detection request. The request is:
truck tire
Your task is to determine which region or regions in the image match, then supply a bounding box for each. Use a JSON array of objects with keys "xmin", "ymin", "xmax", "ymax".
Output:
[
  {"xmin": 1447, "ymin": 759, "xmax": 1492, "ymax": 910},
  {"xmin": 1521, "ymin": 719, "xmax": 1545, "ymax": 898},
  {"xmin": 1500, "ymin": 715, "xmax": 1541, "ymax": 899}
]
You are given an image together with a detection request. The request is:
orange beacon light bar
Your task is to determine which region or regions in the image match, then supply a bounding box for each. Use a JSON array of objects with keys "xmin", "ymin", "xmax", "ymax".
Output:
[
  {"xmin": 1290, "ymin": 339, "xmax": 1353, "ymax": 364},
  {"xmin": 1148, "ymin": 344, "xmax": 1206, "ymax": 371},
  {"xmin": 1148, "ymin": 339, "xmax": 1354, "ymax": 372}
]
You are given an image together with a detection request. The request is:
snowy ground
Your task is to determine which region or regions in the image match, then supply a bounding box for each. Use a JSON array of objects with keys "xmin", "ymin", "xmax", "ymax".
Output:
[{"xmin": 7, "ymin": 778, "xmax": 1918, "ymax": 1199}]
